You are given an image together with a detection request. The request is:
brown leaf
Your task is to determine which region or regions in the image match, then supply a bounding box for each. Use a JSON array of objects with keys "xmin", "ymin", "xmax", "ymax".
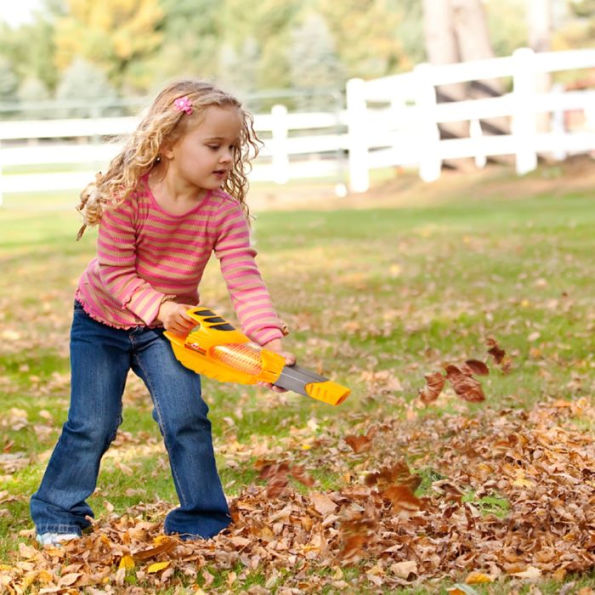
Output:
[
  {"xmin": 132, "ymin": 538, "xmax": 176, "ymax": 561},
  {"xmin": 418, "ymin": 371, "xmax": 446, "ymax": 403},
  {"xmin": 462, "ymin": 359, "xmax": 489, "ymax": 376},
  {"xmin": 290, "ymin": 465, "xmax": 315, "ymax": 487},
  {"xmin": 345, "ymin": 434, "xmax": 372, "ymax": 453},
  {"xmin": 444, "ymin": 364, "xmax": 485, "ymax": 402},
  {"xmin": 364, "ymin": 462, "xmax": 420, "ymax": 490},
  {"xmin": 310, "ymin": 493, "xmax": 337, "ymax": 516},
  {"xmin": 339, "ymin": 534, "xmax": 367, "ymax": 561},
  {"xmin": 380, "ymin": 485, "xmax": 422, "ymax": 510},
  {"xmin": 486, "ymin": 336, "xmax": 505, "ymax": 364}
]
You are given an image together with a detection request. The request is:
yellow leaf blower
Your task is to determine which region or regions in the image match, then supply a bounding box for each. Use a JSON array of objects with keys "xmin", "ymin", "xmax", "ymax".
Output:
[{"xmin": 164, "ymin": 307, "xmax": 350, "ymax": 406}]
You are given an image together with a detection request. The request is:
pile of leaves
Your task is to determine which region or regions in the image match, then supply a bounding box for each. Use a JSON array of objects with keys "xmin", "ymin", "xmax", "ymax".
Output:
[{"xmin": 2, "ymin": 393, "xmax": 593, "ymax": 593}]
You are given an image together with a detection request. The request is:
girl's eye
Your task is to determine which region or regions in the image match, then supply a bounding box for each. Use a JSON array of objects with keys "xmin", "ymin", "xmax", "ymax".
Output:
[{"xmin": 207, "ymin": 145, "xmax": 220, "ymax": 150}]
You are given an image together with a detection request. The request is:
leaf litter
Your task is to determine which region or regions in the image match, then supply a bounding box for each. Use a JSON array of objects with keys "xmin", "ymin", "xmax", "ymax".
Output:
[{"xmin": 2, "ymin": 391, "xmax": 593, "ymax": 593}]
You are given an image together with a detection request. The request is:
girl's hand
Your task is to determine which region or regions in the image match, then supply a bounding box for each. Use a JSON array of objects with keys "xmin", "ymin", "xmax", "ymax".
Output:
[
  {"xmin": 259, "ymin": 338, "xmax": 296, "ymax": 393},
  {"xmin": 157, "ymin": 301, "xmax": 196, "ymax": 335}
]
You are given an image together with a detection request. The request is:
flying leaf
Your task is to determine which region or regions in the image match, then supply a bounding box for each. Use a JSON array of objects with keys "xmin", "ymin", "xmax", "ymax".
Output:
[
  {"xmin": 418, "ymin": 371, "xmax": 446, "ymax": 403},
  {"xmin": 444, "ymin": 364, "xmax": 485, "ymax": 402},
  {"xmin": 486, "ymin": 337, "xmax": 512, "ymax": 372},
  {"xmin": 381, "ymin": 485, "xmax": 421, "ymax": 510},
  {"xmin": 462, "ymin": 360, "xmax": 489, "ymax": 376}
]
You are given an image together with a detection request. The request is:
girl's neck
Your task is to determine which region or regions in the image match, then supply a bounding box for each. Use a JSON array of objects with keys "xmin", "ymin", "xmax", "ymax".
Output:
[{"xmin": 148, "ymin": 167, "xmax": 208, "ymax": 214}]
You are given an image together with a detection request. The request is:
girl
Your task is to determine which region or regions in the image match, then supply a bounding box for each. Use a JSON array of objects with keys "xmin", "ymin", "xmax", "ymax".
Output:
[{"xmin": 30, "ymin": 80, "xmax": 293, "ymax": 546}]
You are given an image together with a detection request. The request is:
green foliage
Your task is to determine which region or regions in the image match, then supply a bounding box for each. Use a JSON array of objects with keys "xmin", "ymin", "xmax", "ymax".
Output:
[
  {"xmin": 55, "ymin": 57, "xmax": 119, "ymax": 116},
  {"xmin": 288, "ymin": 11, "xmax": 345, "ymax": 106}
]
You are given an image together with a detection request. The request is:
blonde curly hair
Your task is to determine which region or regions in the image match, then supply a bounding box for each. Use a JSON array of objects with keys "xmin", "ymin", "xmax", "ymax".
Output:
[{"xmin": 76, "ymin": 80, "xmax": 261, "ymax": 239}]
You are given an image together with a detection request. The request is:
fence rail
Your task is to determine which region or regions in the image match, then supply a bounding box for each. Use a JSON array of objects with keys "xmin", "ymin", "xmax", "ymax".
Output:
[{"xmin": 1, "ymin": 47, "xmax": 594, "ymax": 204}]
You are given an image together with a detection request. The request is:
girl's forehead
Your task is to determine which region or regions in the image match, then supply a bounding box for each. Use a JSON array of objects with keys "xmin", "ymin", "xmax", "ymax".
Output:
[{"xmin": 194, "ymin": 105, "xmax": 242, "ymax": 134}]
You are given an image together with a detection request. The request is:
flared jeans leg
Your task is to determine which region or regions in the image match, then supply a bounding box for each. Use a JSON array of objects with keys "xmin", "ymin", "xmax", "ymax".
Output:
[
  {"xmin": 131, "ymin": 327, "xmax": 230, "ymax": 538},
  {"xmin": 30, "ymin": 303, "xmax": 129, "ymax": 534}
]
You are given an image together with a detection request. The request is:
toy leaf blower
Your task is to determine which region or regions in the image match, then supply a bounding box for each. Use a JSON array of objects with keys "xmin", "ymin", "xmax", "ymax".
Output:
[{"xmin": 164, "ymin": 307, "xmax": 350, "ymax": 406}]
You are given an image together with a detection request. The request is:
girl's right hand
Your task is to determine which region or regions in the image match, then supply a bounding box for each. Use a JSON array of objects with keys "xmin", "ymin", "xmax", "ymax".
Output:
[{"xmin": 157, "ymin": 301, "xmax": 196, "ymax": 335}]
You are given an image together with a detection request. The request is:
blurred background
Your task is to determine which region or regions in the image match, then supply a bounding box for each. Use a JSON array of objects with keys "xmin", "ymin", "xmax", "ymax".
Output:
[{"xmin": 0, "ymin": 0, "xmax": 593, "ymax": 203}]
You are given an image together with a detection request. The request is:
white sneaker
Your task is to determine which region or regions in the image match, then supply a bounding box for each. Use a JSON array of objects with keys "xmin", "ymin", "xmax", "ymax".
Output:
[{"xmin": 36, "ymin": 532, "xmax": 80, "ymax": 546}]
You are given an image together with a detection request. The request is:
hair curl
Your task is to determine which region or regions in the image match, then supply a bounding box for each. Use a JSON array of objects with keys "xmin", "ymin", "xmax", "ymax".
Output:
[{"xmin": 76, "ymin": 80, "xmax": 261, "ymax": 239}]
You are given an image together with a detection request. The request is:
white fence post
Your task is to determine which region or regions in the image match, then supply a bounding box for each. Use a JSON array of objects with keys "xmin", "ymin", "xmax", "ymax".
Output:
[
  {"xmin": 346, "ymin": 78, "xmax": 369, "ymax": 192},
  {"xmin": 414, "ymin": 63, "xmax": 441, "ymax": 182},
  {"xmin": 469, "ymin": 119, "xmax": 487, "ymax": 168},
  {"xmin": 512, "ymin": 47, "xmax": 538, "ymax": 175},
  {"xmin": 550, "ymin": 83, "xmax": 567, "ymax": 161},
  {"xmin": 271, "ymin": 104, "xmax": 289, "ymax": 184}
]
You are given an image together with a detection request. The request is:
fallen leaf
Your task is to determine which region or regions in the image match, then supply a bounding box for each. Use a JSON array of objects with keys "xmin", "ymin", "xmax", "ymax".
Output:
[
  {"xmin": 391, "ymin": 560, "xmax": 417, "ymax": 579},
  {"xmin": 510, "ymin": 565, "xmax": 541, "ymax": 579},
  {"xmin": 345, "ymin": 434, "xmax": 372, "ymax": 453},
  {"xmin": 447, "ymin": 585, "xmax": 480, "ymax": 595},
  {"xmin": 465, "ymin": 572, "xmax": 494, "ymax": 584},
  {"xmin": 118, "ymin": 555, "xmax": 135, "ymax": 570},
  {"xmin": 147, "ymin": 561, "xmax": 171, "ymax": 573},
  {"xmin": 310, "ymin": 493, "xmax": 337, "ymax": 516}
]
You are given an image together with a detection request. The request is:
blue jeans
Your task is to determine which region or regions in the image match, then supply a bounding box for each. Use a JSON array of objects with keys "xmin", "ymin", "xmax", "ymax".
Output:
[{"xmin": 30, "ymin": 301, "xmax": 231, "ymax": 538}]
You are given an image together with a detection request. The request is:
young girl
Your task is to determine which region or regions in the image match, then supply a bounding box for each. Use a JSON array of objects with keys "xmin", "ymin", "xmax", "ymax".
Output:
[{"xmin": 30, "ymin": 80, "xmax": 293, "ymax": 546}]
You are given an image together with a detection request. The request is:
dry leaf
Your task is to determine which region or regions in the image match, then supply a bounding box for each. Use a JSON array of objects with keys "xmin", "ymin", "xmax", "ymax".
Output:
[
  {"xmin": 391, "ymin": 560, "xmax": 417, "ymax": 579},
  {"xmin": 462, "ymin": 360, "xmax": 489, "ymax": 376},
  {"xmin": 118, "ymin": 555, "xmax": 135, "ymax": 570},
  {"xmin": 147, "ymin": 561, "xmax": 171, "ymax": 573},
  {"xmin": 344, "ymin": 434, "xmax": 372, "ymax": 453},
  {"xmin": 444, "ymin": 364, "xmax": 485, "ymax": 402},
  {"xmin": 310, "ymin": 493, "xmax": 337, "ymax": 516},
  {"xmin": 381, "ymin": 485, "xmax": 421, "ymax": 510},
  {"xmin": 418, "ymin": 371, "xmax": 446, "ymax": 404},
  {"xmin": 465, "ymin": 572, "xmax": 494, "ymax": 584}
]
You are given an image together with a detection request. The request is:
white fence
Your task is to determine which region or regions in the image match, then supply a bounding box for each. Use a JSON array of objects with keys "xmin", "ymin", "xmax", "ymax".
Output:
[{"xmin": 0, "ymin": 47, "xmax": 594, "ymax": 204}]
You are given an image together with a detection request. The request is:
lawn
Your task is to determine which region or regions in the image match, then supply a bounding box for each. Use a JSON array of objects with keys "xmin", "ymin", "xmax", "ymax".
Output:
[{"xmin": 0, "ymin": 161, "xmax": 593, "ymax": 593}]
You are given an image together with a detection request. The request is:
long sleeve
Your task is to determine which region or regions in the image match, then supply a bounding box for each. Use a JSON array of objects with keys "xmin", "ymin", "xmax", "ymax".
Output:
[
  {"xmin": 214, "ymin": 203, "xmax": 284, "ymax": 345},
  {"xmin": 96, "ymin": 201, "xmax": 166, "ymax": 326}
]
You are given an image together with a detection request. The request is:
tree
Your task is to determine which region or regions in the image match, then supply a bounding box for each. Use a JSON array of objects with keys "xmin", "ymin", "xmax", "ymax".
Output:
[
  {"xmin": 55, "ymin": 57, "xmax": 119, "ymax": 116},
  {"xmin": 288, "ymin": 12, "xmax": 344, "ymax": 109},
  {"xmin": 421, "ymin": 0, "xmax": 508, "ymax": 154},
  {"xmin": 317, "ymin": 0, "xmax": 406, "ymax": 80},
  {"xmin": 0, "ymin": 57, "xmax": 19, "ymax": 101},
  {"xmin": 54, "ymin": 0, "xmax": 164, "ymax": 91}
]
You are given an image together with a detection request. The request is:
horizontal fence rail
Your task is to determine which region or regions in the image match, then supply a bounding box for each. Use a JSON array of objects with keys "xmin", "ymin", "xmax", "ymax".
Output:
[{"xmin": 1, "ymin": 47, "xmax": 594, "ymax": 204}]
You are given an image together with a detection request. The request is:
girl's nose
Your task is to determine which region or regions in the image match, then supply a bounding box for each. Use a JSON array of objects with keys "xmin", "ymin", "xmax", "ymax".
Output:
[{"xmin": 220, "ymin": 149, "xmax": 233, "ymax": 163}]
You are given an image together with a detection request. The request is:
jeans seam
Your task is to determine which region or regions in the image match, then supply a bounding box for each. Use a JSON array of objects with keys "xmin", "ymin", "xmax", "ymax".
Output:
[{"xmin": 132, "ymin": 349, "xmax": 189, "ymax": 507}]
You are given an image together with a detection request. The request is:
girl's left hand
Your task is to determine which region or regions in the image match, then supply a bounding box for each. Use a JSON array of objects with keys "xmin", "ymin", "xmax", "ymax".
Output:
[{"xmin": 259, "ymin": 339, "xmax": 296, "ymax": 393}]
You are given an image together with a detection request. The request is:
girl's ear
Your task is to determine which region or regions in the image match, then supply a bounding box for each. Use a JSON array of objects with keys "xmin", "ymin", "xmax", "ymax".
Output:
[{"xmin": 162, "ymin": 145, "xmax": 174, "ymax": 160}]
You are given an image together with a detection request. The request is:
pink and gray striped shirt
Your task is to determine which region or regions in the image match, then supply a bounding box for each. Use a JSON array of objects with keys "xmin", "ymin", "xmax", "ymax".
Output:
[{"xmin": 75, "ymin": 182, "xmax": 284, "ymax": 345}]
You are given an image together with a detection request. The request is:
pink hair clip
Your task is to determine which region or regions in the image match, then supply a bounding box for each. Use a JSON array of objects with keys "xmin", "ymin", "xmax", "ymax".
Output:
[{"xmin": 174, "ymin": 96, "xmax": 193, "ymax": 115}]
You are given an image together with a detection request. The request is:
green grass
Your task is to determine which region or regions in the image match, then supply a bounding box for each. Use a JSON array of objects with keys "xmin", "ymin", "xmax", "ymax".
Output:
[{"xmin": 0, "ymin": 169, "xmax": 593, "ymax": 591}]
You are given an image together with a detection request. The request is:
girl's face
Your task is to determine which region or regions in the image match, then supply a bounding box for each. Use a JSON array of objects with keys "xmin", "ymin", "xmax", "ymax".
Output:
[{"xmin": 164, "ymin": 105, "xmax": 242, "ymax": 193}]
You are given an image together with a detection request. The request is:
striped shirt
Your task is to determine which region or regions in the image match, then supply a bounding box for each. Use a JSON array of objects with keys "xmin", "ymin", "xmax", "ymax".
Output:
[{"xmin": 75, "ymin": 183, "xmax": 284, "ymax": 345}]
